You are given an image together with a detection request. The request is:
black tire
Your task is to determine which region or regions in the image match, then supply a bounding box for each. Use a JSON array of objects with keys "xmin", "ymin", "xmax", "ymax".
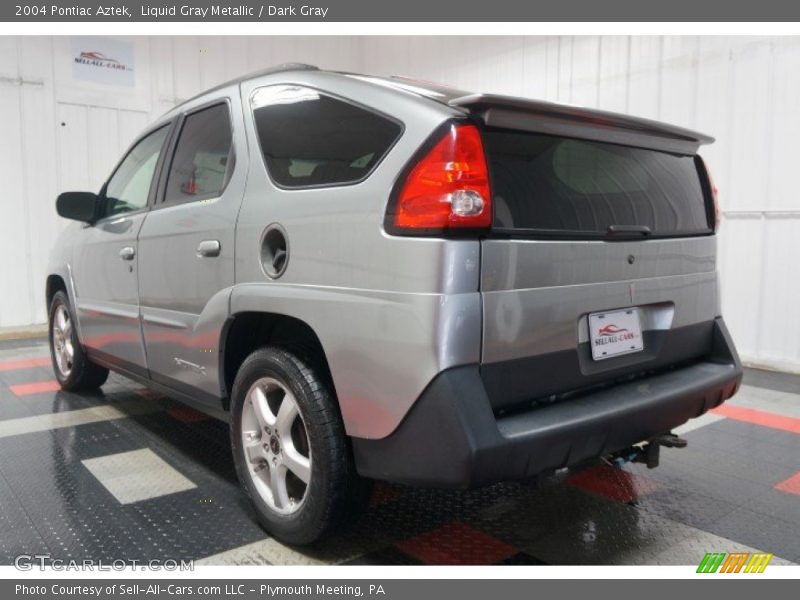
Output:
[
  {"xmin": 230, "ymin": 346, "xmax": 370, "ymax": 545},
  {"xmin": 48, "ymin": 290, "xmax": 109, "ymax": 391}
]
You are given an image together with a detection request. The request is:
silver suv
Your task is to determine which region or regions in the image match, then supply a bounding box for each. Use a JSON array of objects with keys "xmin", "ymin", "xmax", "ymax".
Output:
[{"xmin": 47, "ymin": 64, "xmax": 742, "ymax": 544}]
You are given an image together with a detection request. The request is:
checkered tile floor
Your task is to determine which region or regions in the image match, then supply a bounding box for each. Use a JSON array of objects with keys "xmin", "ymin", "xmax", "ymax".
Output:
[{"xmin": 0, "ymin": 337, "xmax": 798, "ymax": 566}]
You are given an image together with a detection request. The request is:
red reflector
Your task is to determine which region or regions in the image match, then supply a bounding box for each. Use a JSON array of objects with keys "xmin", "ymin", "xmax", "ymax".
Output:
[{"xmin": 391, "ymin": 123, "xmax": 492, "ymax": 232}]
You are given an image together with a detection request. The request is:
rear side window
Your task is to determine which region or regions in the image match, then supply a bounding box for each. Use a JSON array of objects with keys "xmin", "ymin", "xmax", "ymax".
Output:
[
  {"xmin": 164, "ymin": 103, "xmax": 233, "ymax": 204},
  {"xmin": 484, "ymin": 130, "xmax": 712, "ymax": 237},
  {"xmin": 252, "ymin": 85, "xmax": 402, "ymax": 188}
]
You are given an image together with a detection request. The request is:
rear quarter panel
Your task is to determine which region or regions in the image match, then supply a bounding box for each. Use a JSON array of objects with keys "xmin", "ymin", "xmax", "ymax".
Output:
[{"xmin": 232, "ymin": 72, "xmax": 482, "ymax": 439}]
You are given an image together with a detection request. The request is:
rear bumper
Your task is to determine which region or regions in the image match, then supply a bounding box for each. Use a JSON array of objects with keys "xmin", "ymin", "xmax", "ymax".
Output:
[{"xmin": 352, "ymin": 317, "xmax": 742, "ymax": 488}]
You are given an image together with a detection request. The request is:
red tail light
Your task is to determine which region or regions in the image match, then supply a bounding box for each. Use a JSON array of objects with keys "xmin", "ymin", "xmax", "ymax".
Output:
[
  {"xmin": 389, "ymin": 123, "xmax": 492, "ymax": 233},
  {"xmin": 701, "ymin": 156, "xmax": 720, "ymax": 231}
]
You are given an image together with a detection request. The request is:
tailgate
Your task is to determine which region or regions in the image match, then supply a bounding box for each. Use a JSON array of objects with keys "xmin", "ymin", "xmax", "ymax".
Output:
[
  {"xmin": 464, "ymin": 97, "xmax": 719, "ymax": 413},
  {"xmin": 480, "ymin": 237, "xmax": 719, "ymax": 412}
]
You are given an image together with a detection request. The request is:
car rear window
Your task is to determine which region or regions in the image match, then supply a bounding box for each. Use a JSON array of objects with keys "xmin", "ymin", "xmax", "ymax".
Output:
[
  {"xmin": 252, "ymin": 85, "xmax": 402, "ymax": 188},
  {"xmin": 483, "ymin": 129, "xmax": 712, "ymax": 237}
]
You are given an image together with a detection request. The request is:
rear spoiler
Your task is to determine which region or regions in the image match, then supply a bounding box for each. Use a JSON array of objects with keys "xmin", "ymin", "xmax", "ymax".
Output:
[{"xmin": 449, "ymin": 94, "xmax": 714, "ymax": 155}]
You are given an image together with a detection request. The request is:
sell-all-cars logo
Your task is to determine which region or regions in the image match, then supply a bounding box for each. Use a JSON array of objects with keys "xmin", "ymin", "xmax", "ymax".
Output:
[
  {"xmin": 697, "ymin": 552, "xmax": 773, "ymax": 573},
  {"xmin": 75, "ymin": 51, "xmax": 132, "ymax": 72},
  {"xmin": 597, "ymin": 324, "xmax": 629, "ymax": 337},
  {"xmin": 594, "ymin": 323, "xmax": 636, "ymax": 346}
]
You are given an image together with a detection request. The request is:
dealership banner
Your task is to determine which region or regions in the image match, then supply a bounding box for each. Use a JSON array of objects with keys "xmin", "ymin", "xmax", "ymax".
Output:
[
  {"xmin": 4, "ymin": 579, "xmax": 798, "ymax": 598},
  {"xmin": 70, "ymin": 36, "xmax": 135, "ymax": 87},
  {"xmin": 4, "ymin": 0, "xmax": 800, "ymax": 21}
]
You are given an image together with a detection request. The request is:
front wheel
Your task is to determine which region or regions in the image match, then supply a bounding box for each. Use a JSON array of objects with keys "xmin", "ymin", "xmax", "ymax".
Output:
[
  {"xmin": 230, "ymin": 347, "xmax": 369, "ymax": 545},
  {"xmin": 48, "ymin": 290, "xmax": 109, "ymax": 391}
]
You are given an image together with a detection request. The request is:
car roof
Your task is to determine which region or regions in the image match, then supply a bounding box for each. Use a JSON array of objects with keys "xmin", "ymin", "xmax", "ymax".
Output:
[
  {"xmin": 177, "ymin": 63, "xmax": 471, "ymax": 108},
  {"xmin": 171, "ymin": 63, "xmax": 713, "ymax": 152}
]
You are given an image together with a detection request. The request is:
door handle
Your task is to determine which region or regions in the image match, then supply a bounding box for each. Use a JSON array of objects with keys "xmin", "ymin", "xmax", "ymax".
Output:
[
  {"xmin": 119, "ymin": 246, "xmax": 136, "ymax": 261},
  {"xmin": 197, "ymin": 240, "xmax": 221, "ymax": 258}
]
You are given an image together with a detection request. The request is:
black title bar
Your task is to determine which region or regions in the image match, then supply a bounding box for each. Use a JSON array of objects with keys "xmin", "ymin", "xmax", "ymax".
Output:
[{"xmin": 5, "ymin": 0, "xmax": 800, "ymax": 22}]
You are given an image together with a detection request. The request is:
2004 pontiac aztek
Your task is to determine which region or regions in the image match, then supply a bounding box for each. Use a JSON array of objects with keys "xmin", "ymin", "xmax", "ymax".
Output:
[{"xmin": 47, "ymin": 64, "xmax": 742, "ymax": 544}]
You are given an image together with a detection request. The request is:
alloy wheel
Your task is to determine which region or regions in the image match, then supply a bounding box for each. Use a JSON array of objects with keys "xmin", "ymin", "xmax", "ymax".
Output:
[
  {"xmin": 52, "ymin": 304, "xmax": 74, "ymax": 378},
  {"xmin": 241, "ymin": 377, "xmax": 312, "ymax": 515}
]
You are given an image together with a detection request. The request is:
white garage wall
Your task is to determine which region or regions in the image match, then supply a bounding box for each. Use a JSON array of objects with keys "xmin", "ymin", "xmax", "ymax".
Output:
[
  {"xmin": 0, "ymin": 35, "xmax": 798, "ymax": 373},
  {"xmin": 0, "ymin": 36, "xmax": 364, "ymax": 331}
]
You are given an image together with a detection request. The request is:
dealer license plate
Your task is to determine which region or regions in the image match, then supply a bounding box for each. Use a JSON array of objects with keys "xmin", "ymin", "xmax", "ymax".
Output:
[{"xmin": 588, "ymin": 308, "xmax": 644, "ymax": 361}]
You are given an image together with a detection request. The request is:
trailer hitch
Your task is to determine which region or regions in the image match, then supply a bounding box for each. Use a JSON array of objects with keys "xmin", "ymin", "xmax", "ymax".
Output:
[{"xmin": 610, "ymin": 433, "xmax": 688, "ymax": 469}]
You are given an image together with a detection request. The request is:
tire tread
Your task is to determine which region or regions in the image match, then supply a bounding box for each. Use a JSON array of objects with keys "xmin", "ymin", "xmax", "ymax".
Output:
[
  {"xmin": 48, "ymin": 291, "xmax": 109, "ymax": 392},
  {"xmin": 230, "ymin": 346, "xmax": 369, "ymax": 544}
]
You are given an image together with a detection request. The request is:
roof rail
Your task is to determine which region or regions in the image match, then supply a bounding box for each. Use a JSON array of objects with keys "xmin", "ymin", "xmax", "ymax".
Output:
[
  {"xmin": 180, "ymin": 63, "xmax": 320, "ymax": 106},
  {"xmin": 244, "ymin": 63, "xmax": 320, "ymax": 79}
]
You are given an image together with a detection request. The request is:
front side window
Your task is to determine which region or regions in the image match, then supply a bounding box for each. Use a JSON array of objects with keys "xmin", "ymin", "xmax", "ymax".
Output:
[
  {"xmin": 164, "ymin": 103, "xmax": 234, "ymax": 205},
  {"xmin": 103, "ymin": 126, "xmax": 169, "ymax": 218},
  {"xmin": 252, "ymin": 85, "xmax": 402, "ymax": 188}
]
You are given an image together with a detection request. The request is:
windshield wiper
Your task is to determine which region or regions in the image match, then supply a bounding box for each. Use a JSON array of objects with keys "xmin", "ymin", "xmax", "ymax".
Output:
[{"xmin": 606, "ymin": 224, "xmax": 652, "ymax": 238}]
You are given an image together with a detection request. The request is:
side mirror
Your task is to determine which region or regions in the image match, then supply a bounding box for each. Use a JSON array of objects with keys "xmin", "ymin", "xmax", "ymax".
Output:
[{"xmin": 56, "ymin": 191, "xmax": 99, "ymax": 223}]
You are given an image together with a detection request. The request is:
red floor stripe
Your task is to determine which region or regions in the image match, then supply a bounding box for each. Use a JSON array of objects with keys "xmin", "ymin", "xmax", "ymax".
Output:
[
  {"xmin": 774, "ymin": 472, "xmax": 800, "ymax": 496},
  {"xmin": 397, "ymin": 522, "xmax": 518, "ymax": 565},
  {"xmin": 566, "ymin": 464, "xmax": 662, "ymax": 504},
  {"xmin": 0, "ymin": 357, "xmax": 51, "ymax": 372},
  {"xmin": 135, "ymin": 388, "xmax": 163, "ymax": 400},
  {"xmin": 9, "ymin": 380, "xmax": 61, "ymax": 396},
  {"xmin": 168, "ymin": 405, "xmax": 211, "ymax": 423},
  {"xmin": 712, "ymin": 404, "xmax": 800, "ymax": 435}
]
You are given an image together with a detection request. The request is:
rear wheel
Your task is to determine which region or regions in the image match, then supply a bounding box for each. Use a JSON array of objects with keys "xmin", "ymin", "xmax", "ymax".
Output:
[
  {"xmin": 48, "ymin": 290, "xmax": 109, "ymax": 391},
  {"xmin": 230, "ymin": 347, "xmax": 369, "ymax": 545}
]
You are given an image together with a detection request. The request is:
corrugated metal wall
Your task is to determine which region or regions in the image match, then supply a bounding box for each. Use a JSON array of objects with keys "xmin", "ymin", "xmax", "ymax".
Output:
[{"xmin": 0, "ymin": 36, "xmax": 798, "ymax": 373}]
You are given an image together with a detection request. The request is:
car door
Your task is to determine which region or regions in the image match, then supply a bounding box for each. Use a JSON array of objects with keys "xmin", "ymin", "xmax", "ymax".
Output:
[
  {"xmin": 137, "ymin": 98, "xmax": 246, "ymax": 405},
  {"xmin": 72, "ymin": 124, "xmax": 172, "ymax": 374}
]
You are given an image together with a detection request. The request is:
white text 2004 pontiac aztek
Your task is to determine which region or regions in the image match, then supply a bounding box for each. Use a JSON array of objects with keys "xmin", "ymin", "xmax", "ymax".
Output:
[{"xmin": 46, "ymin": 64, "xmax": 742, "ymax": 544}]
